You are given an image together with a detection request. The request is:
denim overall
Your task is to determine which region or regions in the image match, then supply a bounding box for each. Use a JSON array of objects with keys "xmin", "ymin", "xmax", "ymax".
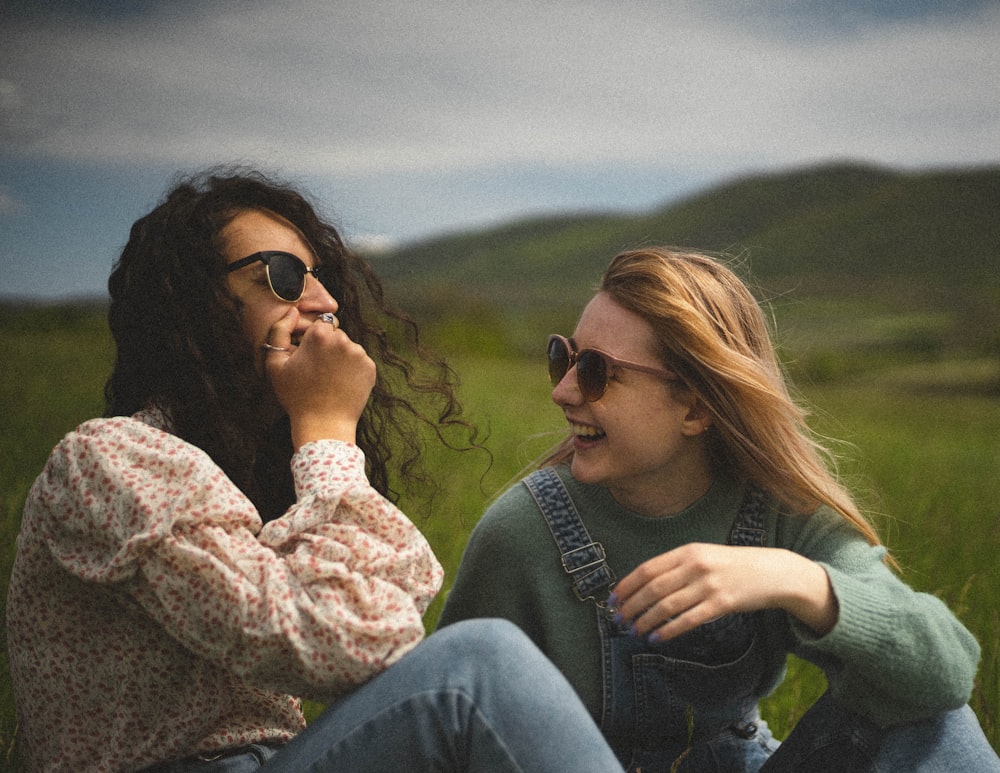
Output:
[{"xmin": 525, "ymin": 469, "xmax": 779, "ymax": 773}]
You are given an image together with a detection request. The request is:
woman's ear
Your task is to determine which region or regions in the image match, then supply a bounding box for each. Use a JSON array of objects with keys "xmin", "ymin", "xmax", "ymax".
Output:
[{"xmin": 680, "ymin": 397, "xmax": 713, "ymax": 437}]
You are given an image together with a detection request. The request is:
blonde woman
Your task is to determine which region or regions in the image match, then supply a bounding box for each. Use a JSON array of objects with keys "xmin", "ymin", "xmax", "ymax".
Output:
[{"xmin": 439, "ymin": 248, "xmax": 998, "ymax": 772}]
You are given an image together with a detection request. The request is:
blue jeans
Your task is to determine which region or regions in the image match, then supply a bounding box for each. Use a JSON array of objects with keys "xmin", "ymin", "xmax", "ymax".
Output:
[
  {"xmin": 147, "ymin": 619, "xmax": 623, "ymax": 773},
  {"xmin": 761, "ymin": 690, "xmax": 1000, "ymax": 772}
]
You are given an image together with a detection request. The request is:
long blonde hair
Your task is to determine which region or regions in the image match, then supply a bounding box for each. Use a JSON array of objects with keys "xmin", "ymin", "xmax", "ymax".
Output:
[{"xmin": 545, "ymin": 247, "xmax": 882, "ymax": 549}]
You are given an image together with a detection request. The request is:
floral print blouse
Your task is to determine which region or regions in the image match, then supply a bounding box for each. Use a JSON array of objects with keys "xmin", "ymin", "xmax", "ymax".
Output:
[{"xmin": 7, "ymin": 410, "xmax": 443, "ymax": 772}]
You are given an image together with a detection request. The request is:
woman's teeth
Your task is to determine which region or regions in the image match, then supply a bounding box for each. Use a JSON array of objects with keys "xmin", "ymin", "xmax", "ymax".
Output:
[{"xmin": 572, "ymin": 423, "xmax": 606, "ymax": 440}]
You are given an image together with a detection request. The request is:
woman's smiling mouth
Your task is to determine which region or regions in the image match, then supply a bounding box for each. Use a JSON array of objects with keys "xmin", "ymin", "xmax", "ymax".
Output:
[{"xmin": 572, "ymin": 422, "xmax": 606, "ymax": 441}]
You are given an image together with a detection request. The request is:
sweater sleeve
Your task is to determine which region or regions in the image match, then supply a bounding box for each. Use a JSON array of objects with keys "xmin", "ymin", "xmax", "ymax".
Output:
[
  {"xmin": 31, "ymin": 416, "xmax": 443, "ymax": 699},
  {"xmin": 438, "ymin": 494, "xmax": 540, "ymax": 637},
  {"xmin": 780, "ymin": 507, "xmax": 980, "ymax": 725},
  {"xmin": 437, "ymin": 481, "xmax": 563, "ymax": 645}
]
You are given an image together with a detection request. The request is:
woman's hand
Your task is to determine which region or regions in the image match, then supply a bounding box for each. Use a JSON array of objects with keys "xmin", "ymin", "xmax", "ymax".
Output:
[
  {"xmin": 609, "ymin": 543, "xmax": 838, "ymax": 641},
  {"xmin": 264, "ymin": 307, "xmax": 377, "ymax": 448}
]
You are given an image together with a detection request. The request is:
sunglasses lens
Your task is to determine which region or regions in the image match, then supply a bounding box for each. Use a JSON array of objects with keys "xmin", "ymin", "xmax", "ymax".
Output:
[
  {"xmin": 577, "ymin": 351, "xmax": 608, "ymax": 401},
  {"xmin": 267, "ymin": 254, "xmax": 307, "ymax": 301},
  {"xmin": 548, "ymin": 337, "xmax": 570, "ymax": 386},
  {"xmin": 547, "ymin": 337, "xmax": 607, "ymax": 401},
  {"xmin": 314, "ymin": 266, "xmax": 340, "ymax": 301}
]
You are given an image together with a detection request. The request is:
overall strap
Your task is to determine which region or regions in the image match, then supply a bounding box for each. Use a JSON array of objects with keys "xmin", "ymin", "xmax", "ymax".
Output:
[
  {"xmin": 728, "ymin": 486, "xmax": 768, "ymax": 547},
  {"xmin": 523, "ymin": 467, "xmax": 616, "ymax": 602}
]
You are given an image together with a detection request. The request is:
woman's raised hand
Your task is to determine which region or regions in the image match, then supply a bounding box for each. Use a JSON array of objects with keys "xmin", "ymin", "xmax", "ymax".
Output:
[
  {"xmin": 264, "ymin": 307, "xmax": 377, "ymax": 448},
  {"xmin": 609, "ymin": 543, "xmax": 838, "ymax": 642}
]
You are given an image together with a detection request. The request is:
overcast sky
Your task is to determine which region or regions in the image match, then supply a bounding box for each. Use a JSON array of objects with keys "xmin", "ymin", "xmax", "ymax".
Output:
[{"xmin": 2, "ymin": 0, "xmax": 998, "ymax": 300}]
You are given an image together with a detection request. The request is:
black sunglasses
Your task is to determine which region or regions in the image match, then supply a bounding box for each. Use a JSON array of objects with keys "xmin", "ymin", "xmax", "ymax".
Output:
[
  {"xmin": 547, "ymin": 334, "xmax": 678, "ymax": 402},
  {"xmin": 226, "ymin": 250, "xmax": 338, "ymax": 302}
]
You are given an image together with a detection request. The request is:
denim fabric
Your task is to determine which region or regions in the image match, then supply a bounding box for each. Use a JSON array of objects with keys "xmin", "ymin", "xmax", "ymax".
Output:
[
  {"xmin": 524, "ymin": 464, "xmax": 617, "ymax": 601},
  {"xmin": 598, "ymin": 605, "xmax": 779, "ymax": 772},
  {"xmin": 762, "ymin": 691, "xmax": 1000, "ymax": 772},
  {"xmin": 526, "ymin": 468, "xmax": 776, "ymax": 772},
  {"xmin": 260, "ymin": 618, "xmax": 622, "ymax": 772},
  {"xmin": 138, "ymin": 744, "xmax": 279, "ymax": 773},
  {"xmin": 524, "ymin": 467, "xmax": 1000, "ymax": 772},
  {"xmin": 598, "ymin": 485, "xmax": 775, "ymax": 772},
  {"xmin": 143, "ymin": 619, "xmax": 622, "ymax": 773}
]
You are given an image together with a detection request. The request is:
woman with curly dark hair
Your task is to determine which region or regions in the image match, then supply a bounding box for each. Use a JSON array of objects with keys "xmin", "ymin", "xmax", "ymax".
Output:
[
  {"xmin": 7, "ymin": 171, "xmax": 621, "ymax": 773},
  {"xmin": 104, "ymin": 170, "xmax": 461, "ymax": 520}
]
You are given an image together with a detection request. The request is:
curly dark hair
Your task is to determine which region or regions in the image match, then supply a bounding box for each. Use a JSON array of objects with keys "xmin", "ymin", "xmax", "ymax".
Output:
[{"xmin": 105, "ymin": 168, "xmax": 481, "ymax": 521}]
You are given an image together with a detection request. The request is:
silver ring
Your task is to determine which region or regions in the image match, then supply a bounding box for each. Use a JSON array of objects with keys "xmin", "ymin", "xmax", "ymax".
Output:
[
  {"xmin": 318, "ymin": 312, "xmax": 339, "ymax": 328},
  {"xmin": 261, "ymin": 343, "xmax": 290, "ymax": 353}
]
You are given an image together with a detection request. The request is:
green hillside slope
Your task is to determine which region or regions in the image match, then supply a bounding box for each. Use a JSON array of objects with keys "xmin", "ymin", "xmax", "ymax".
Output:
[{"xmin": 375, "ymin": 162, "xmax": 1000, "ymax": 312}]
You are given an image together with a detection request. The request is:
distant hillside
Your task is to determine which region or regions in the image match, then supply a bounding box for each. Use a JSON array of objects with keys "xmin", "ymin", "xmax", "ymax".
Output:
[{"xmin": 375, "ymin": 161, "xmax": 1000, "ymax": 314}]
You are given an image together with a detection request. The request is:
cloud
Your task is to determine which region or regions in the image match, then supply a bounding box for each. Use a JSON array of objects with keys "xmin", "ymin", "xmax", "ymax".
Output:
[
  {"xmin": 2, "ymin": 0, "xmax": 998, "ymax": 182},
  {"xmin": 2, "ymin": 1, "xmax": 998, "ymax": 299}
]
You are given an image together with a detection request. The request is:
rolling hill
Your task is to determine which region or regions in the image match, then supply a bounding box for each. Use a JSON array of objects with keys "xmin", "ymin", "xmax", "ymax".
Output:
[{"xmin": 373, "ymin": 161, "xmax": 1000, "ymax": 315}]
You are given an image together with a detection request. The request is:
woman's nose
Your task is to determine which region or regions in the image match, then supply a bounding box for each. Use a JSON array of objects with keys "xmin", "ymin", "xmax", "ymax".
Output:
[
  {"xmin": 551, "ymin": 366, "xmax": 583, "ymax": 406},
  {"xmin": 298, "ymin": 274, "xmax": 338, "ymax": 313}
]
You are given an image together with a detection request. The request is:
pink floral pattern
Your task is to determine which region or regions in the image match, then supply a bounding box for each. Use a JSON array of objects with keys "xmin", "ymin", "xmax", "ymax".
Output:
[{"xmin": 7, "ymin": 410, "xmax": 443, "ymax": 772}]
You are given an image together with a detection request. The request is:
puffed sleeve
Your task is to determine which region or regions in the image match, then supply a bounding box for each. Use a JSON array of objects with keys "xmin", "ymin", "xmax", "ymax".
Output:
[
  {"xmin": 780, "ymin": 506, "xmax": 980, "ymax": 725},
  {"xmin": 32, "ymin": 415, "xmax": 443, "ymax": 700}
]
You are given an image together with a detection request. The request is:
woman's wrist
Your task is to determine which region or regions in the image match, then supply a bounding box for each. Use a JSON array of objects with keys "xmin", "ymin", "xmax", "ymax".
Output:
[
  {"xmin": 777, "ymin": 551, "xmax": 839, "ymax": 636},
  {"xmin": 291, "ymin": 416, "xmax": 358, "ymax": 449}
]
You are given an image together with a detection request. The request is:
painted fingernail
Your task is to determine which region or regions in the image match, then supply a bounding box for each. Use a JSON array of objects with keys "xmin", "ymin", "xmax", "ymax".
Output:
[
  {"xmin": 628, "ymin": 624, "xmax": 639, "ymax": 638},
  {"xmin": 607, "ymin": 592, "xmax": 618, "ymax": 606},
  {"xmin": 612, "ymin": 611, "xmax": 624, "ymax": 625},
  {"xmin": 647, "ymin": 631, "xmax": 661, "ymax": 644}
]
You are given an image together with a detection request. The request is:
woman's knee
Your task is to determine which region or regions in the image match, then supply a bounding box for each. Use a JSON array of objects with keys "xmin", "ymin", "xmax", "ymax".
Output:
[
  {"xmin": 430, "ymin": 617, "xmax": 532, "ymax": 653},
  {"xmin": 422, "ymin": 618, "xmax": 569, "ymax": 696},
  {"xmin": 428, "ymin": 618, "xmax": 541, "ymax": 670}
]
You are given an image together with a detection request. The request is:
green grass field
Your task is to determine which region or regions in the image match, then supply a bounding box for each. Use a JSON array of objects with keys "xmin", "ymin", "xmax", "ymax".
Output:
[{"xmin": 2, "ymin": 305, "xmax": 998, "ymax": 766}]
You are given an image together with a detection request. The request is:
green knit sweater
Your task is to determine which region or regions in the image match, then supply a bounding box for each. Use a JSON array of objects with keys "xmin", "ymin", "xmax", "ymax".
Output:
[{"xmin": 438, "ymin": 465, "xmax": 979, "ymax": 728}]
